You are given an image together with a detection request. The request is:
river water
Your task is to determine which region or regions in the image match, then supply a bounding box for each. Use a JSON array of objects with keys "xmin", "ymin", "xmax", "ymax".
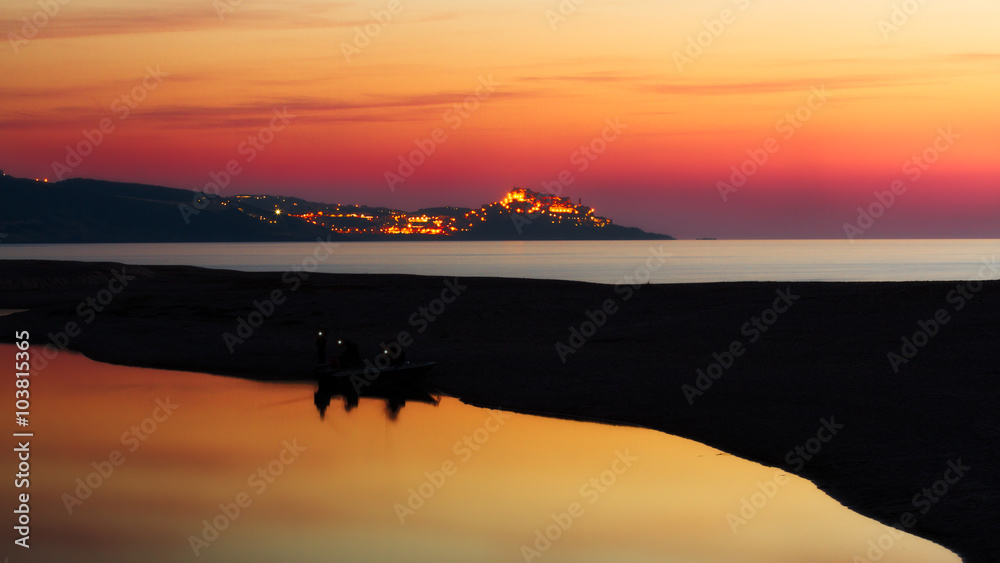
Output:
[{"xmin": 7, "ymin": 346, "xmax": 958, "ymax": 562}]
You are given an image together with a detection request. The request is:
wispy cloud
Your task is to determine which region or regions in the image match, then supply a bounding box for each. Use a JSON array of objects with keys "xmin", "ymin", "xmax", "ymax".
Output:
[
  {"xmin": 0, "ymin": 2, "xmax": 353, "ymax": 40},
  {"xmin": 642, "ymin": 73, "xmax": 934, "ymax": 97},
  {"xmin": 136, "ymin": 90, "xmax": 528, "ymax": 129},
  {"xmin": 0, "ymin": 2, "xmax": 509, "ymax": 41},
  {"xmin": 0, "ymin": 88, "xmax": 530, "ymax": 130}
]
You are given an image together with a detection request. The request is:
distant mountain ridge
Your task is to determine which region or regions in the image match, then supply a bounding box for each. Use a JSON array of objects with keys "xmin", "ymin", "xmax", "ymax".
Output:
[{"xmin": 0, "ymin": 173, "xmax": 672, "ymax": 243}]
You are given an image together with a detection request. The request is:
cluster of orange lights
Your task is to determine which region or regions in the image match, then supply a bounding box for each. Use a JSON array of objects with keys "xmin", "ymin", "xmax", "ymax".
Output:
[
  {"xmin": 483, "ymin": 188, "xmax": 609, "ymax": 227},
  {"xmin": 282, "ymin": 208, "xmax": 462, "ymax": 236},
  {"xmin": 384, "ymin": 226, "xmax": 451, "ymax": 235},
  {"xmin": 212, "ymin": 189, "xmax": 609, "ymax": 236}
]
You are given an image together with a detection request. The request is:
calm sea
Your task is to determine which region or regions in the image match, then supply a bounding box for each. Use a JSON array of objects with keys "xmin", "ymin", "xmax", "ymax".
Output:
[{"xmin": 2, "ymin": 239, "xmax": 999, "ymax": 283}]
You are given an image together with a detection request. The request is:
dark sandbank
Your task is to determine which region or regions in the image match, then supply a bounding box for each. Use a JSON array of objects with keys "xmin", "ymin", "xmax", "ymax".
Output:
[{"xmin": 0, "ymin": 260, "xmax": 996, "ymax": 561}]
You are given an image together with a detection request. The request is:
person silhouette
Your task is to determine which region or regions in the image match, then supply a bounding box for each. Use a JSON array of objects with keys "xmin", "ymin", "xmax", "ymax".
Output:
[
  {"xmin": 338, "ymin": 338, "xmax": 361, "ymax": 368},
  {"xmin": 316, "ymin": 330, "xmax": 327, "ymax": 365}
]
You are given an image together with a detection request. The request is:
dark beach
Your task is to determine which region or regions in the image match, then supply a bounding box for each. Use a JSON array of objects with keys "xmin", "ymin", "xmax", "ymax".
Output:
[{"xmin": 1, "ymin": 259, "xmax": 996, "ymax": 562}]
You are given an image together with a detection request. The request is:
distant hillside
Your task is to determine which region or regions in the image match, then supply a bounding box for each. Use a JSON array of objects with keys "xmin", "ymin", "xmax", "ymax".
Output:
[
  {"xmin": 0, "ymin": 174, "xmax": 672, "ymax": 243},
  {"xmin": 0, "ymin": 174, "xmax": 333, "ymax": 244}
]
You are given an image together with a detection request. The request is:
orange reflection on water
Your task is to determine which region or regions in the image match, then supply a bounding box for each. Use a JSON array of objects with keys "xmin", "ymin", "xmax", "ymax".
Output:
[{"xmin": 11, "ymin": 346, "xmax": 958, "ymax": 563}]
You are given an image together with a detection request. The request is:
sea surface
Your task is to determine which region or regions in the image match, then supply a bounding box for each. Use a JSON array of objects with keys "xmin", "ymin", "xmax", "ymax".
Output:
[
  {"xmin": 2, "ymin": 239, "xmax": 999, "ymax": 283},
  {"xmin": 9, "ymin": 346, "xmax": 958, "ymax": 563}
]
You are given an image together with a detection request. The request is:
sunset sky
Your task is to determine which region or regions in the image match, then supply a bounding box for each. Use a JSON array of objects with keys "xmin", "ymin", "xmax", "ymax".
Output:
[{"xmin": 1, "ymin": 0, "xmax": 998, "ymax": 238}]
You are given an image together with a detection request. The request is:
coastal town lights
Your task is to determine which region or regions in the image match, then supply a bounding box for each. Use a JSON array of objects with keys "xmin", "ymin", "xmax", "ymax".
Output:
[{"xmin": 210, "ymin": 188, "xmax": 610, "ymax": 236}]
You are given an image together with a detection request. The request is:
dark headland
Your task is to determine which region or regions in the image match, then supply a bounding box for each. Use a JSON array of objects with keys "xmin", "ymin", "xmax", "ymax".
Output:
[
  {"xmin": 1, "ymin": 260, "xmax": 997, "ymax": 561},
  {"xmin": 0, "ymin": 173, "xmax": 671, "ymax": 242}
]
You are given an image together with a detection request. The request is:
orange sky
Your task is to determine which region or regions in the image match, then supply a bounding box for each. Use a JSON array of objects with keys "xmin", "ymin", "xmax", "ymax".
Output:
[{"xmin": 1, "ymin": 0, "xmax": 998, "ymax": 238}]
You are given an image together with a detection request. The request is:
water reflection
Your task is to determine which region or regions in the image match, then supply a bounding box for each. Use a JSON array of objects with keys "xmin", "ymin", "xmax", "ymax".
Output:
[
  {"xmin": 313, "ymin": 376, "xmax": 440, "ymax": 420},
  {"xmin": 15, "ymin": 346, "xmax": 959, "ymax": 563}
]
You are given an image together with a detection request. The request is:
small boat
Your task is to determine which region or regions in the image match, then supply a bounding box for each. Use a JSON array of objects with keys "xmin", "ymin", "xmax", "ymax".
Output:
[
  {"xmin": 316, "ymin": 336, "xmax": 435, "ymax": 384},
  {"xmin": 315, "ymin": 361, "xmax": 437, "ymax": 384}
]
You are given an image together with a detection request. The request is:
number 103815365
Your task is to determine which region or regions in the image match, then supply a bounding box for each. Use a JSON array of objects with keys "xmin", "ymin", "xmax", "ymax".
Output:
[{"xmin": 15, "ymin": 331, "xmax": 30, "ymax": 424}]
